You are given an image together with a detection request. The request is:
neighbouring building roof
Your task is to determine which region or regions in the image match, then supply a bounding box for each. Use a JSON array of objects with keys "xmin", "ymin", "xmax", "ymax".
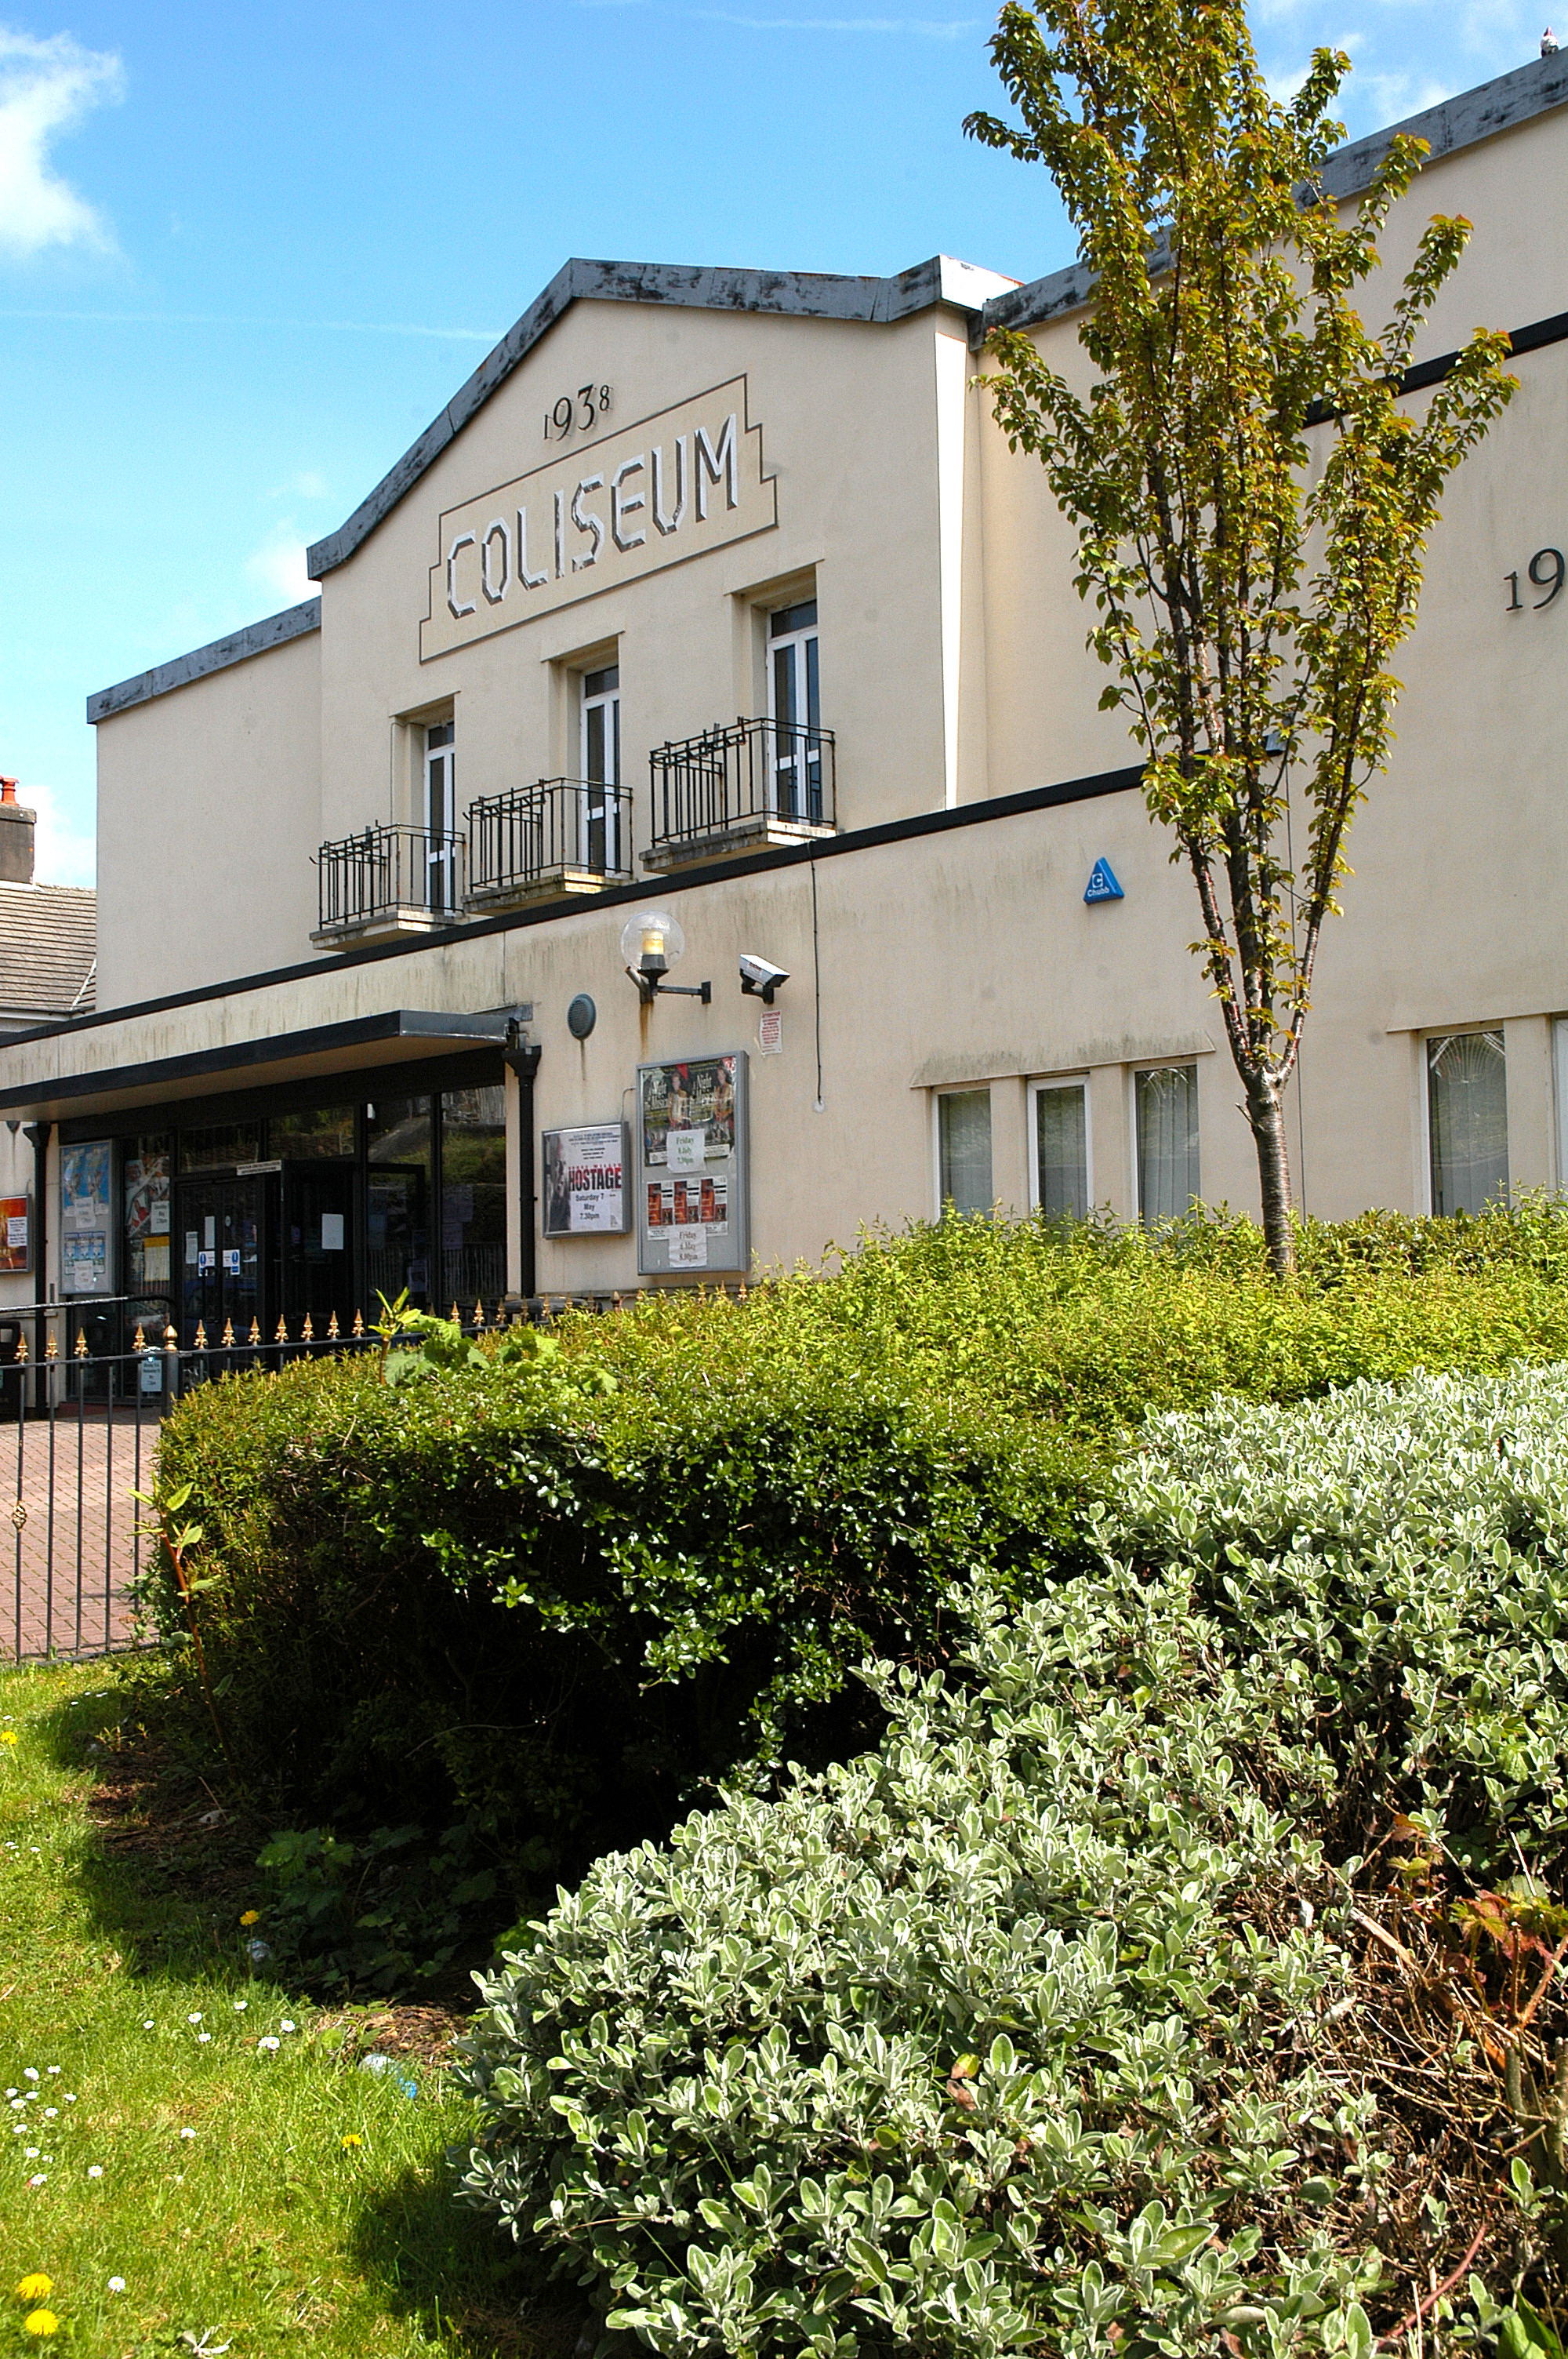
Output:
[{"xmin": 0, "ymin": 882, "xmax": 97, "ymax": 1028}]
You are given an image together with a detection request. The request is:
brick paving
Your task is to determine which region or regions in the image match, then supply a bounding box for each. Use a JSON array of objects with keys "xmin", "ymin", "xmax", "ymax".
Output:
[{"xmin": 1, "ymin": 1407, "xmax": 160, "ymax": 1660}]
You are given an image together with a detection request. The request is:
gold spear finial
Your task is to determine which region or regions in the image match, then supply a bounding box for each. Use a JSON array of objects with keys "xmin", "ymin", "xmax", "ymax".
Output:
[
  {"xmin": 221, "ymin": 1318, "xmax": 234, "ymax": 1348},
  {"xmin": 327, "ymin": 1310, "xmax": 339, "ymax": 1339},
  {"xmin": 301, "ymin": 1311, "xmax": 314, "ymax": 1341}
]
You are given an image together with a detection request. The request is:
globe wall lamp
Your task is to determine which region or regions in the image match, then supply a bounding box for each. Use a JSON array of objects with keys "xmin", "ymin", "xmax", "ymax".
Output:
[{"xmin": 621, "ymin": 910, "xmax": 711, "ymax": 1007}]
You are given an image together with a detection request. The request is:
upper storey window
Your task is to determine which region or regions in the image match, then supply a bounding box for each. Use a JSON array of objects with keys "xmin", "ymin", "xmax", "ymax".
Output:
[
  {"xmin": 580, "ymin": 665, "xmax": 622, "ymax": 878},
  {"xmin": 768, "ymin": 600, "xmax": 821, "ymax": 823},
  {"xmin": 424, "ymin": 719, "xmax": 457, "ymax": 913}
]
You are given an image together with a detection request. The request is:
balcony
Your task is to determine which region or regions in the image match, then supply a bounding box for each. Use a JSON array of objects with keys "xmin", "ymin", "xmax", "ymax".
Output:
[
  {"xmin": 312, "ymin": 826, "xmax": 467, "ymax": 948},
  {"xmin": 466, "ymin": 779, "xmax": 633, "ymax": 913},
  {"xmin": 644, "ymin": 717, "xmax": 836, "ymax": 871}
]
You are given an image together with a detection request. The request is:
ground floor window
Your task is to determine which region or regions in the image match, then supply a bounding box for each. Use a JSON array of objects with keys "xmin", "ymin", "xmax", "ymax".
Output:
[
  {"xmin": 439, "ymin": 1085, "xmax": 506, "ymax": 1307},
  {"xmin": 1135, "ymin": 1063, "xmax": 1200, "ymax": 1222},
  {"xmin": 1032, "ymin": 1079, "xmax": 1089, "ymax": 1220},
  {"xmin": 937, "ymin": 1089, "xmax": 993, "ymax": 1216},
  {"xmin": 67, "ymin": 1066, "xmax": 509, "ymax": 1352},
  {"xmin": 1428, "ymin": 1029, "xmax": 1508, "ymax": 1215}
]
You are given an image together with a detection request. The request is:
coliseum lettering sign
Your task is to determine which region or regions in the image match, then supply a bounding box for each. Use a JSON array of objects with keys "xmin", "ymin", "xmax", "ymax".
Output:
[{"xmin": 419, "ymin": 376, "xmax": 776, "ymax": 658}]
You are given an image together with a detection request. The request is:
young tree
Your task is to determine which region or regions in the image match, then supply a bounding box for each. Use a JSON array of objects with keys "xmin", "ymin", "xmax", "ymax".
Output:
[{"xmin": 967, "ymin": 2, "xmax": 1516, "ymax": 1274}]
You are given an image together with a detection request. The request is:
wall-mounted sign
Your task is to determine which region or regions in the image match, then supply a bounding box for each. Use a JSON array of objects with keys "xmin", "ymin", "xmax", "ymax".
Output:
[
  {"xmin": 0, "ymin": 1195, "xmax": 30, "ymax": 1274},
  {"xmin": 421, "ymin": 376, "xmax": 777, "ymax": 660},
  {"xmin": 543, "ymin": 1123, "xmax": 630, "ymax": 1238},
  {"xmin": 1083, "ymin": 857, "xmax": 1124, "ymax": 904},
  {"xmin": 637, "ymin": 1055, "xmax": 749, "ymax": 1278},
  {"xmin": 60, "ymin": 1142, "xmax": 113, "ymax": 1296}
]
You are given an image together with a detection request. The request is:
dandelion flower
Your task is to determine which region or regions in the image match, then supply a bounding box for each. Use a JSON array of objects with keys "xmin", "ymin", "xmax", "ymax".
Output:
[
  {"xmin": 239, "ymin": 1909, "xmax": 260, "ymax": 1925},
  {"xmin": 23, "ymin": 2309, "xmax": 59, "ymax": 2336},
  {"xmin": 15, "ymin": 2277, "xmax": 53, "ymax": 2302},
  {"xmin": 107, "ymin": 2278, "xmax": 125, "ymax": 2293},
  {"xmin": 0, "ymin": 1728, "xmax": 17, "ymax": 1746},
  {"xmin": 340, "ymin": 2132, "xmax": 363, "ymax": 2149}
]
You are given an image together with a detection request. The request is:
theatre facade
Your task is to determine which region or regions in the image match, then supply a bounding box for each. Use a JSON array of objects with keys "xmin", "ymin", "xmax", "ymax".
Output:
[{"xmin": 3, "ymin": 45, "xmax": 1568, "ymax": 1346}]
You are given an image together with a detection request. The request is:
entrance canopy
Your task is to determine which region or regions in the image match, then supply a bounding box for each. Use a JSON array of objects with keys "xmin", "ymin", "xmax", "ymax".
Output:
[{"xmin": 0, "ymin": 1009, "xmax": 522, "ymax": 1125}]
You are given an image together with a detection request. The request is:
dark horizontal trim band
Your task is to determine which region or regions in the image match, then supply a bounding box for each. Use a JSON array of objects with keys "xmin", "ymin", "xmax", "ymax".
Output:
[
  {"xmin": 0, "ymin": 763, "xmax": 1145, "ymax": 1056},
  {"xmin": 0, "ymin": 1008, "xmax": 518, "ymax": 1118}
]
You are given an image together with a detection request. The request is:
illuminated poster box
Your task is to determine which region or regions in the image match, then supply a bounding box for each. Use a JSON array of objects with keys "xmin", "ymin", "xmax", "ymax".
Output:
[{"xmin": 636, "ymin": 1052, "xmax": 750, "ymax": 1278}]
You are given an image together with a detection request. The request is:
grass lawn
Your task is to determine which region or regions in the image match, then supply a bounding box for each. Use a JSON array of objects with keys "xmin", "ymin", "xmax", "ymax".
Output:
[{"xmin": 0, "ymin": 1659, "xmax": 555, "ymax": 2358}]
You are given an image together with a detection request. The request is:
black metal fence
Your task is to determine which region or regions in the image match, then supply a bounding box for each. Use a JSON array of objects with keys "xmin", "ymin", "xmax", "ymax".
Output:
[
  {"xmin": 1, "ymin": 1297, "xmax": 630, "ymax": 1667},
  {"xmin": 651, "ymin": 716, "xmax": 836, "ymax": 850},
  {"xmin": 315, "ymin": 823, "xmax": 466, "ymax": 936},
  {"xmin": 467, "ymin": 777, "xmax": 633, "ymax": 903}
]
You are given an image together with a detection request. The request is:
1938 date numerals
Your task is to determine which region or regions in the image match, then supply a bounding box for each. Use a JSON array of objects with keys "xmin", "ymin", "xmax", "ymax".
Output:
[
  {"xmin": 1505, "ymin": 548, "xmax": 1564, "ymax": 609},
  {"xmin": 544, "ymin": 383, "xmax": 612, "ymax": 441}
]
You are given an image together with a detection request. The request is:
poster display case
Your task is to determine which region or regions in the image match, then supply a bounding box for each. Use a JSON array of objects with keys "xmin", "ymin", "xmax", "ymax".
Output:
[
  {"xmin": 0, "ymin": 1195, "xmax": 30, "ymax": 1274},
  {"xmin": 60, "ymin": 1141, "xmax": 114, "ymax": 1296},
  {"xmin": 542, "ymin": 1123, "xmax": 630, "ymax": 1238},
  {"xmin": 636, "ymin": 1053, "xmax": 749, "ymax": 1277}
]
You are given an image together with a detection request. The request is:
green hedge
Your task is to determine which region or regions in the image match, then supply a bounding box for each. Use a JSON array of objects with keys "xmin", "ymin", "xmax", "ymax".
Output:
[
  {"xmin": 457, "ymin": 1362, "xmax": 1568, "ymax": 2354},
  {"xmin": 132, "ymin": 1203, "xmax": 1568, "ymax": 1945}
]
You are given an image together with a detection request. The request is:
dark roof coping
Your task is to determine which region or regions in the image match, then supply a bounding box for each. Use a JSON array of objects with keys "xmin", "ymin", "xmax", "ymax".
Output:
[
  {"xmin": 303, "ymin": 254, "xmax": 1011, "ymax": 581},
  {"xmin": 85, "ymin": 599, "xmax": 321, "ymax": 725},
  {"xmin": 977, "ymin": 46, "xmax": 1568, "ymax": 343}
]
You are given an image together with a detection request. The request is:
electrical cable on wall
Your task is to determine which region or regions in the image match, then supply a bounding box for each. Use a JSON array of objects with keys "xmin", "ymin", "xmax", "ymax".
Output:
[{"xmin": 810, "ymin": 855, "xmax": 824, "ymax": 1111}]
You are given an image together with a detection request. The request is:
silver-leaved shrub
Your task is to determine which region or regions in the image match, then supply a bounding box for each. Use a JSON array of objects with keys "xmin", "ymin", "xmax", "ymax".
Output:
[{"xmin": 457, "ymin": 1365, "xmax": 1568, "ymax": 2354}]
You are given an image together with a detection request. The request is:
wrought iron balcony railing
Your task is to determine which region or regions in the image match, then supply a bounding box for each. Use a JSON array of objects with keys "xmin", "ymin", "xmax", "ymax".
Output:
[
  {"xmin": 313, "ymin": 824, "xmax": 466, "ymax": 946},
  {"xmin": 466, "ymin": 778, "xmax": 633, "ymax": 910},
  {"xmin": 647, "ymin": 718, "xmax": 836, "ymax": 865}
]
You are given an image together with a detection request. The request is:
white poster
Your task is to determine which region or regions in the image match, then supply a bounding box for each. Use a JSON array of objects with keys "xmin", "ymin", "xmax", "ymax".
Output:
[{"xmin": 542, "ymin": 1123, "xmax": 629, "ymax": 1238}]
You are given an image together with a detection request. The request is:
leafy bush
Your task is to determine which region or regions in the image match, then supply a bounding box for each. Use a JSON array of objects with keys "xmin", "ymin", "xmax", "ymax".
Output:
[
  {"xmin": 1087, "ymin": 1362, "xmax": 1568, "ymax": 1881},
  {"xmin": 130, "ymin": 1204, "xmax": 1568, "ymax": 1970},
  {"xmin": 136, "ymin": 1311, "xmax": 1086, "ymax": 1893},
  {"xmin": 457, "ymin": 1363, "xmax": 1568, "ymax": 2352}
]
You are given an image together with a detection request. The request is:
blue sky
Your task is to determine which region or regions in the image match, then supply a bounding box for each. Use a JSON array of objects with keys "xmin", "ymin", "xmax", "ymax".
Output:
[{"xmin": 0, "ymin": 0, "xmax": 1544, "ymax": 884}]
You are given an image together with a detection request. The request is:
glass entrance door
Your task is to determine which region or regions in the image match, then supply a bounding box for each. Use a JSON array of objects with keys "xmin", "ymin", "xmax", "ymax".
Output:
[
  {"xmin": 282, "ymin": 1163, "xmax": 356, "ymax": 1332},
  {"xmin": 179, "ymin": 1175, "xmax": 270, "ymax": 1341}
]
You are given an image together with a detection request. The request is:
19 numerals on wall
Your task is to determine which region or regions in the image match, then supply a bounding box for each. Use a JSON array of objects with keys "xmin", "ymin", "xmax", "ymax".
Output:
[
  {"xmin": 544, "ymin": 384, "xmax": 613, "ymax": 441},
  {"xmin": 1505, "ymin": 548, "xmax": 1564, "ymax": 609}
]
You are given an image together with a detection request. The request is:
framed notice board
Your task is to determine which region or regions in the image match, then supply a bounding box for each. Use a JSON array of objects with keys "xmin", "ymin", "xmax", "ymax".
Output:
[
  {"xmin": 636, "ymin": 1052, "xmax": 750, "ymax": 1277},
  {"xmin": 0, "ymin": 1195, "xmax": 30, "ymax": 1274},
  {"xmin": 542, "ymin": 1123, "xmax": 630, "ymax": 1238}
]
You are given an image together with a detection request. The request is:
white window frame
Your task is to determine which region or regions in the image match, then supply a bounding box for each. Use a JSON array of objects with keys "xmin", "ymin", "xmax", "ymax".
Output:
[
  {"xmin": 423, "ymin": 718, "xmax": 456, "ymax": 911},
  {"xmin": 766, "ymin": 597, "xmax": 821, "ymax": 820},
  {"xmin": 1131, "ymin": 1060, "xmax": 1201, "ymax": 1223},
  {"xmin": 1423, "ymin": 1025, "xmax": 1509, "ymax": 1217},
  {"xmin": 1555, "ymin": 1018, "xmax": 1568, "ymax": 1193},
  {"xmin": 932, "ymin": 1084, "xmax": 994, "ymax": 1219},
  {"xmin": 1027, "ymin": 1074, "xmax": 1092, "ymax": 1219},
  {"xmin": 578, "ymin": 663, "xmax": 622, "ymax": 875}
]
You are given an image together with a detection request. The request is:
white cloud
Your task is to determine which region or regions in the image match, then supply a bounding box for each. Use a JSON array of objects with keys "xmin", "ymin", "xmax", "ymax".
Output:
[
  {"xmin": 19, "ymin": 777, "xmax": 95, "ymax": 887},
  {"xmin": 0, "ymin": 27, "xmax": 123, "ymax": 262},
  {"xmin": 245, "ymin": 522, "xmax": 314, "ymax": 609}
]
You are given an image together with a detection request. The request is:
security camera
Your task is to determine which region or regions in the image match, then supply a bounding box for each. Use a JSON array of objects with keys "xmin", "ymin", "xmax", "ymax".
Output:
[{"xmin": 739, "ymin": 953, "xmax": 789, "ymax": 1004}]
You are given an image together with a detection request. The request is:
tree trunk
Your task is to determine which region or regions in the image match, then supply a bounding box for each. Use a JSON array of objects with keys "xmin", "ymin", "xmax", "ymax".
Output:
[{"xmin": 1244, "ymin": 1070, "xmax": 1296, "ymax": 1278}]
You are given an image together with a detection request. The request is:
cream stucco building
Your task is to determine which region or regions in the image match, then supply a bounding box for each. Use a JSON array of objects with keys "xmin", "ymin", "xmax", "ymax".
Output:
[{"xmin": 2, "ymin": 47, "xmax": 1566, "ymax": 1346}]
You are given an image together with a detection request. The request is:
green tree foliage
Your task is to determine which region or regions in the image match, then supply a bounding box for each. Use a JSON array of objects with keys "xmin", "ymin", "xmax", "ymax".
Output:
[{"xmin": 966, "ymin": 1, "xmax": 1516, "ymax": 1272}]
